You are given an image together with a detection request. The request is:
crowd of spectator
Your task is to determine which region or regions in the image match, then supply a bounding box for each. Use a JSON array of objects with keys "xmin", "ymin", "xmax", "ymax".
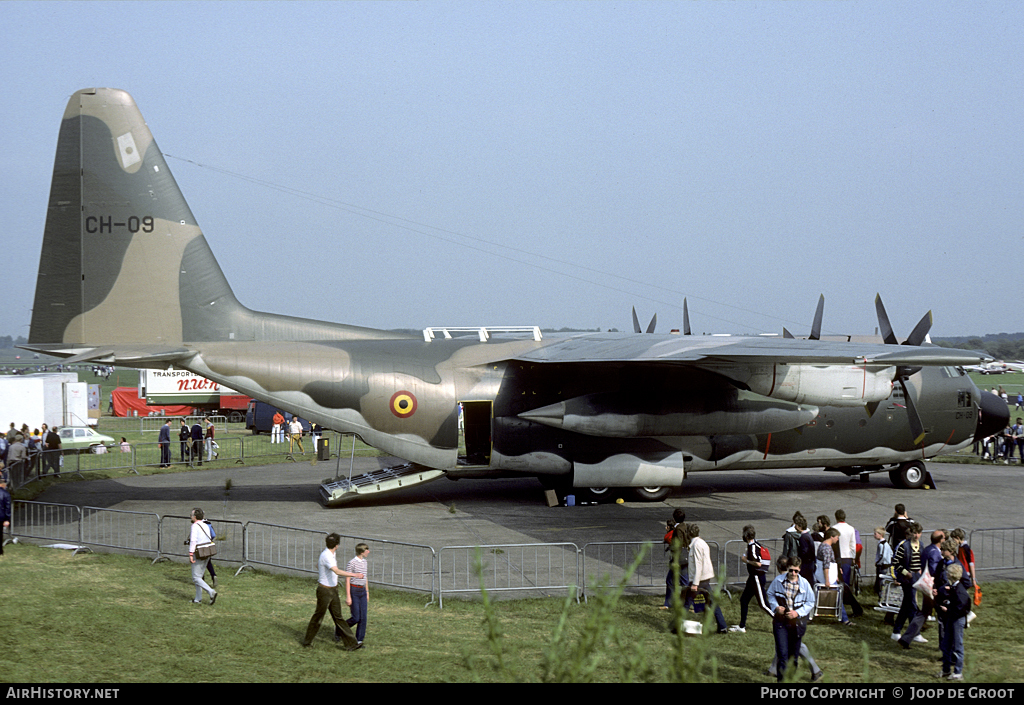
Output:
[
  {"xmin": 0, "ymin": 421, "xmax": 63, "ymax": 484},
  {"xmin": 662, "ymin": 503, "xmax": 980, "ymax": 681}
]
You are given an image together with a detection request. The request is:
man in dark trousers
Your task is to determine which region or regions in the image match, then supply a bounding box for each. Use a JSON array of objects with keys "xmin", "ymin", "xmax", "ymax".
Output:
[
  {"xmin": 158, "ymin": 420, "xmax": 171, "ymax": 468},
  {"xmin": 765, "ymin": 556, "xmax": 815, "ymax": 682},
  {"xmin": 0, "ymin": 478, "xmax": 11, "ymax": 554},
  {"xmin": 178, "ymin": 419, "xmax": 191, "ymax": 463},
  {"xmin": 302, "ymin": 533, "xmax": 364, "ymax": 650},
  {"xmin": 892, "ymin": 522, "xmax": 925, "ymax": 642},
  {"xmin": 730, "ymin": 524, "xmax": 768, "ymax": 633},
  {"xmin": 936, "ymin": 563, "xmax": 971, "ymax": 680},
  {"xmin": 833, "ymin": 509, "xmax": 864, "ymax": 619},
  {"xmin": 795, "ymin": 515, "xmax": 817, "ymax": 586},
  {"xmin": 190, "ymin": 421, "xmax": 204, "ymax": 466},
  {"xmin": 43, "ymin": 426, "xmax": 62, "ymax": 475},
  {"xmin": 898, "ymin": 529, "xmax": 945, "ymax": 648}
]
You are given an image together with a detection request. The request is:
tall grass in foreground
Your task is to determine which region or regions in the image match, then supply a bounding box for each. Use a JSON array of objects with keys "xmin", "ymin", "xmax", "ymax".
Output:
[{"xmin": 2, "ymin": 543, "xmax": 1023, "ymax": 683}]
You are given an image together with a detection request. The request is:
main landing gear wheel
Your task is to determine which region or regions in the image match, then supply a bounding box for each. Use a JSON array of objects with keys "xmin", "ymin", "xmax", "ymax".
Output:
[
  {"xmin": 631, "ymin": 486, "xmax": 671, "ymax": 502},
  {"xmin": 889, "ymin": 461, "xmax": 927, "ymax": 489},
  {"xmin": 583, "ymin": 486, "xmax": 613, "ymax": 503}
]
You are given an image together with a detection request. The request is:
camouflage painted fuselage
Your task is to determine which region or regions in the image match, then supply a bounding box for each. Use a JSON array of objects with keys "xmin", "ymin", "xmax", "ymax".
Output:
[{"xmin": 187, "ymin": 337, "xmax": 988, "ymax": 489}]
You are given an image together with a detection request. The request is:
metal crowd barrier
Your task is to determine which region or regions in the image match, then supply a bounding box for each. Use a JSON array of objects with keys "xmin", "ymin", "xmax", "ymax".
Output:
[
  {"xmin": 158, "ymin": 515, "xmax": 247, "ymax": 573},
  {"xmin": 8, "ymin": 500, "xmax": 1023, "ymax": 609},
  {"xmin": 581, "ymin": 541, "xmax": 662, "ymax": 601},
  {"xmin": 243, "ymin": 521, "xmax": 328, "ymax": 576},
  {"xmin": 101, "ymin": 415, "xmax": 229, "ymax": 434},
  {"xmin": 9, "ymin": 432, "xmax": 363, "ymax": 490},
  {"xmin": 223, "ymin": 522, "xmax": 437, "ymax": 596},
  {"xmin": 348, "ymin": 535, "xmax": 436, "ymax": 598},
  {"xmin": 11, "ymin": 500, "xmax": 82, "ymax": 547},
  {"xmin": 969, "ymin": 527, "xmax": 1024, "ymax": 573},
  {"xmin": 438, "ymin": 543, "xmax": 581, "ymax": 608},
  {"xmin": 81, "ymin": 507, "xmax": 160, "ymax": 558},
  {"xmin": 581, "ymin": 540, "xmax": 723, "ymax": 602}
]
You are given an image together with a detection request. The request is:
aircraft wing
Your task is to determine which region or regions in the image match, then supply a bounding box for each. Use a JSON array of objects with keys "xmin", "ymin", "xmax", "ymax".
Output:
[{"xmin": 511, "ymin": 333, "xmax": 993, "ymax": 367}]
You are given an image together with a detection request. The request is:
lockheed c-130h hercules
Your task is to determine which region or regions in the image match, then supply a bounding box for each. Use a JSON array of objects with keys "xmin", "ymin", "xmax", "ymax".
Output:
[{"xmin": 24, "ymin": 88, "xmax": 1009, "ymax": 505}]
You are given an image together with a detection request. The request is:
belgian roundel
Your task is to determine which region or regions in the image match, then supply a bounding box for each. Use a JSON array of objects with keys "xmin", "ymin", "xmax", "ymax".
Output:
[{"xmin": 390, "ymin": 390, "xmax": 418, "ymax": 418}]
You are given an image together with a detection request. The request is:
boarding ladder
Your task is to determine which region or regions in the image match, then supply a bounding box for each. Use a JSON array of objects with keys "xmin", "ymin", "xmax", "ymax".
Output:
[{"xmin": 319, "ymin": 463, "xmax": 446, "ymax": 507}]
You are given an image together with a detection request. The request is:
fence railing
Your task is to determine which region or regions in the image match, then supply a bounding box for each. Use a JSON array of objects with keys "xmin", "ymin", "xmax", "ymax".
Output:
[
  {"xmin": 581, "ymin": 541, "xmax": 663, "ymax": 599},
  {"xmin": 81, "ymin": 507, "xmax": 160, "ymax": 558},
  {"xmin": 356, "ymin": 536, "xmax": 436, "ymax": 597},
  {"xmin": 438, "ymin": 543, "xmax": 581, "ymax": 608},
  {"xmin": 10, "ymin": 500, "xmax": 82, "ymax": 547},
  {"xmin": 579, "ymin": 540, "xmax": 722, "ymax": 601},
  {"xmin": 969, "ymin": 527, "xmax": 1024, "ymax": 573},
  {"xmin": 8, "ymin": 431, "xmax": 363, "ymax": 491},
  {"xmin": 6, "ymin": 500, "xmax": 1022, "ymax": 608},
  {"xmin": 100, "ymin": 415, "xmax": 229, "ymax": 434}
]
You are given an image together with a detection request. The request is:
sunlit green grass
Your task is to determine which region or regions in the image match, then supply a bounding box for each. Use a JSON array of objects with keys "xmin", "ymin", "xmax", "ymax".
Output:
[{"xmin": 2, "ymin": 544, "xmax": 1022, "ymax": 683}]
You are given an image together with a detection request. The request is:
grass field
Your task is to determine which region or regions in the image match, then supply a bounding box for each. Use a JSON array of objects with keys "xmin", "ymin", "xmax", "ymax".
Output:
[{"xmin": 2, "ymin": 543, "xmax": 1022, "ymax": 683}]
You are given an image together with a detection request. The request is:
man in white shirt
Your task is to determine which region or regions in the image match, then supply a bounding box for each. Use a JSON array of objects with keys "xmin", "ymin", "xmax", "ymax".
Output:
[
  {"xmin": 687, "ymin": 524, "xmax": 728, "ymax": 633},
  {"xmin": 288, "ymin": 417, "xmax": 305, "ymax": 455},
  {"xmin": 188, "ymin": 508, "xmax": 217, "ymax": 605},
  {"xmin": 833, "ymin": 509, "xmax": 864, "ymax": 619},
  {"xmin": 302, "ymin": 533, "xmax": 364, "ymax": 649}
]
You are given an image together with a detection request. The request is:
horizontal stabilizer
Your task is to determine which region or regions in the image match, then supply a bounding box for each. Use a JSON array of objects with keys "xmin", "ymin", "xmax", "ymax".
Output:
[{"xmin": 19, "ymin": 343, "xmax": 194, "ymax": 368}]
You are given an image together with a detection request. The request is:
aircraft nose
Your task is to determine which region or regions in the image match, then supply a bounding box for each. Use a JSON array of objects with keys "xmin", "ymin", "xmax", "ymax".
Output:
[{"xmin": 975, "ymin": 390, "xmax": 1010, "ymax": 442}]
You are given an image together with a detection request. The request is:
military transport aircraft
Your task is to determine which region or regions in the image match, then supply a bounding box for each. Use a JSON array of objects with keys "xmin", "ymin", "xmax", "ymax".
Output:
[{"xmin": 23, "ymin": 88, "xmax": 1009, "ymax": 505}]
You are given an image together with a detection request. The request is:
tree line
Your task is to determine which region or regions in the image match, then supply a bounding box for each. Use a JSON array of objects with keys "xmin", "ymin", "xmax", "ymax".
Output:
[
  {"xmin": 934, "ymin": 334, "xmax": 1024, "ymax": 361},
  {"xmin": 0, "ymin": 335, "xmax": 28, "ymax": 349}
]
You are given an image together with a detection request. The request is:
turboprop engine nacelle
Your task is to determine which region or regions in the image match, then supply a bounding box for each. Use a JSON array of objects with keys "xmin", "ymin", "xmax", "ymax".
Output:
[
  {"xmin": 719, "ymin": 364, "xmax": 896, "ymax": 407},
  {"xmin": 517, "ymin": 389, "xmax": 818, "ymax": 438}
]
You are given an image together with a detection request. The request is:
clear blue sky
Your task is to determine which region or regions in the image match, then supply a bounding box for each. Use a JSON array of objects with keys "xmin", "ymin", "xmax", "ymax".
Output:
[{"xmin": 2, "ymin": 1, "xmax": 1021, "ymax": 339}]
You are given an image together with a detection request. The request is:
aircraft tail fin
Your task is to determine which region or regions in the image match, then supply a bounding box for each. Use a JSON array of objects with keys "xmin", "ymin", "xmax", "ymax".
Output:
[{"xmin": 29, "ymin": 88, "xmax": 403, "ymax": 354}]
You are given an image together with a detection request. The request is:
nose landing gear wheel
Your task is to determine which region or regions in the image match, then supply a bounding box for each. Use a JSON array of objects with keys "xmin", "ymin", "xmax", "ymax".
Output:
[{"xmin": 889, "ymin": 461, "xmax": 926, "ymax": 489}]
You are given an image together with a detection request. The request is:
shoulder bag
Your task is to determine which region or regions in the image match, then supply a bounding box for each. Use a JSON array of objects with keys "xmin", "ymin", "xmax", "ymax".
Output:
[{"xmin": 194, "ymin": 523, "xmax": 217, "ymax": 559}]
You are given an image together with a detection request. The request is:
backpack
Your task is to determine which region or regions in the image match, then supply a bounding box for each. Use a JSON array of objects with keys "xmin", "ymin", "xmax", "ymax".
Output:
[{"xmin": 751, "ymin": 541, "xmax": 771, "ymax": 570}]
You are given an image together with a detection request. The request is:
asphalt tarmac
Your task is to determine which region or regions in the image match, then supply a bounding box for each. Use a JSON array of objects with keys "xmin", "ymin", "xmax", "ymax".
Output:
[{"xmin": 34, "ymin": 457, "xmax": 1024, "ymax": 560}]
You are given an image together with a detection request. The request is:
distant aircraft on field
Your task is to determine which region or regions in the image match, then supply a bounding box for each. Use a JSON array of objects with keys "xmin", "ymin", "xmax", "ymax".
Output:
[{"xmin": 965, "ymin": 361, "xmax": 1024, "ymax": 375}]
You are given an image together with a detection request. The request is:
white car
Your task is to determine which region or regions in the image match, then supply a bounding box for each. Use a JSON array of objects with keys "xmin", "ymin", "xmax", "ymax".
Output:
[{"xmin": 57, "ymin": 426, "xmax": 116, "ymax": 453}]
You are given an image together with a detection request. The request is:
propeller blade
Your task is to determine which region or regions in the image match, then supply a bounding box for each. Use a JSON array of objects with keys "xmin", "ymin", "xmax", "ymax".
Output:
[
  {"xmin": 875, "ymin": 294, "xmax": 899, "ymax": 345},
  {"xmin": 905, "ymin": 310, "xmax": 933, "ymax": 347},
  {"xmin": 810, "ymin": 294, "xmax": 824, "ymax": 341},
  {"xmin": 632, "ymin": 307, "xmax": 641, "ymax": 334},
  {"xmin": 898, "ymin": 377, "xmax": 927, "ymax": 446},
  {"xmin": 646, "ymin": 313, "xmax": 657, "ymax": 334},
  {"xmin": 682, "ymin": 298, "xmax": 691, "ymax": 336}
]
